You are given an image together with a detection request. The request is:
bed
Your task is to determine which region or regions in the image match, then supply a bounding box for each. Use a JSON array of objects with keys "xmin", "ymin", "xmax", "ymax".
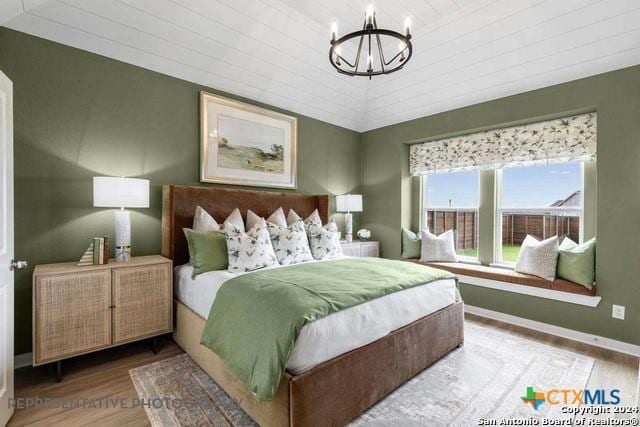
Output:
[{"xmin": 163, "ymin": 185, "xmax": 464, "ymax": 427}]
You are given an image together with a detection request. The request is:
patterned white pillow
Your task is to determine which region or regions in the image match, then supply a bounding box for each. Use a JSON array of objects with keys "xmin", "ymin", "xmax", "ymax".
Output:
[
  {"xmin": 225, "ymin": 220, "xmax": 278, "ymax": 273},
  {"xmin": 287, "ymin": 209, "xmax": 322, "ymax": 227},
  {"xmin": 515, "ymin": 235, "xmax": 559, "ymax": 281},
  {"xmin": 286, "ymin": 209, "xmax": 301, "ymax": 226},
  {"xmin": 267, "ymin": 207, "xmax": 287, "ymax": 227},
  {"xmin": 308, "ymin": 222, "xmax": 343, "ymax": 260},
  {"xmin": 247, "ymin": 207, "xmax": 287, "ymax": 231},
  {"xmin": 193, "ymin": 206, "xmax": 220, "ymax": 234},
  {"xmin": 246, "ymin": 210, "xmax": 263, "ymax": 232},
  {"xmin": 419, "ymin": 229, "xmax": 457, "ymax": 262},
  {"xmin": 267, "ymin": 220, "xmax": 313, "ymax": 266},
  {"xmin": 223, "ymin": 208, "xmax": 245, "ymax": 233}
]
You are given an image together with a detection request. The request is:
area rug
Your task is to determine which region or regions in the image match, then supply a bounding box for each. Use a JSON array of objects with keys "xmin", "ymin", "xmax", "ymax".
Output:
[{"xmin": 130, "ymin": 321, "xmax": 594, "ymax": 426}]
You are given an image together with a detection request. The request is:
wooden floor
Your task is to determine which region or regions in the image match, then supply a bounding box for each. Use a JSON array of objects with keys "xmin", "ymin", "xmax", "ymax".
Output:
[
  {"xmin": 8, "ymin": 315, "xmax": 639, "ymax": 426},
  {"xmin": 8, "ymin": 337, "xmax": 182, "ymax": 427}
]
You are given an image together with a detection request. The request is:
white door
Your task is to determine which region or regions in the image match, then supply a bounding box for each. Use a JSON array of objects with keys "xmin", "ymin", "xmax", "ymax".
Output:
[{"xmin": 0, "ymin": 71, "xmax": 15, "ymax": 427}]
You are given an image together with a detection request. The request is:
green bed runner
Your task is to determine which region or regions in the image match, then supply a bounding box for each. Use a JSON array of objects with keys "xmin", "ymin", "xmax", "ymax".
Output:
[{"xmin": 200, "ymin": 257, "xmax": 456, "ymax": 401}]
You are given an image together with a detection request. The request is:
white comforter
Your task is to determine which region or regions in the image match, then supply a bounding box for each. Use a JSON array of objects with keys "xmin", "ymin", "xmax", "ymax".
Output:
[{"xmin": 174, "ymin": 258, "xmax": 457, "ymax": 374}]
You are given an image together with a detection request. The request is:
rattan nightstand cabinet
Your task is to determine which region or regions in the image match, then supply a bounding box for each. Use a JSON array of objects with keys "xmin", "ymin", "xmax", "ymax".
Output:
[
  {"xmin": 33, "ymin": 255, "xmax": 172, "ymax": 369},
  {"xmin": 112, "ymin": 261, "xmax": 172, "ymax": 345},
  {"xmin": 33, "ymin": 269, "xmax": 112, "ymax": 365}
]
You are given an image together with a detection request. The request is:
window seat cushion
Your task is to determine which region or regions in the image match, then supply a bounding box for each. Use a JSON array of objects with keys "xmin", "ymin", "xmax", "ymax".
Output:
[{"xmin": 405, "ymin": 259, "xmax": 596, "ymax": 296}]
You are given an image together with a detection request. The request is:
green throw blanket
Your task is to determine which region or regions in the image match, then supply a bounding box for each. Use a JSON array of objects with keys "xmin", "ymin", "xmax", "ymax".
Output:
[{"xmin": 200, "ymin": 258, "xmax": 456, "ymax": 401}]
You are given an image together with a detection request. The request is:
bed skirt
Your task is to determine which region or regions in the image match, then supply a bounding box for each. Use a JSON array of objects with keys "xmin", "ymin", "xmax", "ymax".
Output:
[{"xmin": 173, "ymin": 299, "xmax": 464, "ymax": 427}]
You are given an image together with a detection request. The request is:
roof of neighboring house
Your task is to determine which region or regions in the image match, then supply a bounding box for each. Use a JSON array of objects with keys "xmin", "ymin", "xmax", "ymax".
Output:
[{"xmin": 550, "ymin": 190, "xmax": 581, "ymax": 207}]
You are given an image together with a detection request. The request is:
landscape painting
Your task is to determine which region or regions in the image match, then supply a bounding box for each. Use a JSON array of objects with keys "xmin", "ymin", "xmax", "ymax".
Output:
[
  {"xmin": 217, "ymin": 114, "xmax": 285, "ymax": 173},
  {"xmin": 200, "ymin": 92, "xmax": 297, "ymax": 189}
]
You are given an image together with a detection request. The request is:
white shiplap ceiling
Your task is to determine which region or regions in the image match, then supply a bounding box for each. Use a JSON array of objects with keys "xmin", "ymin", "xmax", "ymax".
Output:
[{"xmin": 2, "ymin": 0, "xmax": 640, "ymax": 132}]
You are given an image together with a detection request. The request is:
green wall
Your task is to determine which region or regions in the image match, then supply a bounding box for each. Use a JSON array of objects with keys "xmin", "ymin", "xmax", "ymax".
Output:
[
  {"xmin": 361, "ymin": 65, "xmax": 640, "ymax": 346},
  {"xmin": 2, "ymin": 25, "xmax": 639, "ymax": 354},
  {"xmin": 0, "ymin": 28, "xmax": 362, "ymax": 355}
]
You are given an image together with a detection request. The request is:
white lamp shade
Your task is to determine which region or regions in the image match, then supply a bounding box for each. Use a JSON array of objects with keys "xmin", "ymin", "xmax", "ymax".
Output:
[
  {"xmin": 336, "ymin": 194, "xmax": 363, "ymax": 213},
  {"xmin": 93, "ymin": 176, "xmax": 149, "ymax": 208}
]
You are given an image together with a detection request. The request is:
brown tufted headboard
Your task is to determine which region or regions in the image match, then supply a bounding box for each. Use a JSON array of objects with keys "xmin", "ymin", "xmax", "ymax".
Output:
[{"xmin": 162, "ymin": 185, "xmax": 329, "ymax": 266}]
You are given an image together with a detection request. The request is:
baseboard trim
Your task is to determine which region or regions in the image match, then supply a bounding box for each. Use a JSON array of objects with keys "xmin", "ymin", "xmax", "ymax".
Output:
[
  {"xmin": 14, "ymin": 352, "xmax": 32, "ymax": 369},
  {"xmin": 465, "ymin": 304, "xmax": 640, "ymax": 357}
]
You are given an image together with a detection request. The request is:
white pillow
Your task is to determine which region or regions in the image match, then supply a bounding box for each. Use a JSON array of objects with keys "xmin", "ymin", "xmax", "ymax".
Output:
[
  {"xmin": 223, "ymin": 208, "xmax": 245, "ymax": 233},
  {"xmin": 267, "ymin": 220, "xmax": 313, "ymax": 266},
  {"xmin": 286, "ymin": 209, "xmax": 301, "ymax": 226},
  {"xmin": 267, "ymin": 207, "xmax": 287, "ymax": 227},
  {"xmin": 419, "ymin": 229, "xmax": 457, "ymax": 262},
  {"xmin": 225, "ymin": 220, "xmax": 278, "ymax": 273},
  {"xmin": 559, "ymin": 236, "xmax": 577, "ymax": 250},
  {"xmin": 247, "ymin": 207, "xmax": 287, "ymax": 231},
  {"xmin": 515, "ymin": 235, "xmax": 559, "ymax": 281},
  {"xmin": 308, "ymin": 222, "xmax": 343, "ymax": 260},
  {"xmin": 193, "ymin": 206, "xmax": 220, "ymax": 234},
  {"xmin": 287, "ymin": 209, "xmax": 322, "ymax": 227}
]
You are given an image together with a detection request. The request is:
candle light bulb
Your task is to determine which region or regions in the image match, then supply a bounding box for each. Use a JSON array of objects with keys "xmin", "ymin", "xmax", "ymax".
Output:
[
  {"xmin": 367, "ymin": 54, "xmax": 373, "ymax": 69},
  {"xmin": 331, "ymin": 21, "xmax": 338, "ymax": 41},
  {"xmin": 404, "ymin": 17, "xmax": 412, "ymax": 36},
  {"xmin": 365, "ymin": 4, "xmax": 375, "ymax": 26}
]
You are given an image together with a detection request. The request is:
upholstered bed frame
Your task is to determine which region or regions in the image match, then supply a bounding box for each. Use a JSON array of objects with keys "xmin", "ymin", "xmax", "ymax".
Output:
[{"xmin": 162, "ymin": 185, "xmax": 464, "ymax": 427}]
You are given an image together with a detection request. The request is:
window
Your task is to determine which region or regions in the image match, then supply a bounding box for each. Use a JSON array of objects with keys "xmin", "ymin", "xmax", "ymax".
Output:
[
  {"xmin": 423, "ymin": 170, "xmax": 479, "ymax": 259},
  {"xmin": 496, "ymin": 162, "xmax": 583, "ymax": 264}
]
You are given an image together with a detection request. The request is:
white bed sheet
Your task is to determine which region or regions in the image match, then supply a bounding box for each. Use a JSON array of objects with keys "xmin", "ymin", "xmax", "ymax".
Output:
[{"xmin": 174, "ymin": 260, "xmax": 457, "ymax": 374}]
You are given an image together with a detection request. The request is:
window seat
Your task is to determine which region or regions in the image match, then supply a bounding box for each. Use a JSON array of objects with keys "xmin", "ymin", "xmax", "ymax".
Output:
[{"xmin": 405, "ymin": 259, "xmax": 596, "ymax": 297}]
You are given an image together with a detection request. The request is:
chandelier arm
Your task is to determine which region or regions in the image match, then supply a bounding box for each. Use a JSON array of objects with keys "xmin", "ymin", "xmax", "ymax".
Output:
[
  {"xmin": 329, "ymin": 43, "xmax": 356, "ymax": 68},
  {"xmin": 373, "ymin": 15, "xmax": 386, "ymax": 73},
  {"xmin": 338, "ymin": 54, "xmax": 356, "ymax": 69},
  {"xmin": 384, "ymin": 49, "xmax": 405, "ymax": 66},
  {"xmin": 375, "ymin": 33, "xmax": 386, "ymax": 73},
  {"xmin": 354, "ymin": 32, "xmax": 364, "ymax": 73}
]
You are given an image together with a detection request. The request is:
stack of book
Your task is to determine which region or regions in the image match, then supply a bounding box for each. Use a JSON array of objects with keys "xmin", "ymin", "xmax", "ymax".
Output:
[{"xmin": 77, "ymin": 236, "xmax": 110, "ymax": 266}]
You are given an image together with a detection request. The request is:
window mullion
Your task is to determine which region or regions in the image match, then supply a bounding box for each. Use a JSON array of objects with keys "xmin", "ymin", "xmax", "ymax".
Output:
[{"xmin": 478, "ymin": 169, "xmax": 497, "ymax": 265}]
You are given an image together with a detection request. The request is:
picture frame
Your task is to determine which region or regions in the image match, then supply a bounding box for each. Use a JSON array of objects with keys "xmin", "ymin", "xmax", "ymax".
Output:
[{"xmin": 200, "ymin": 92, "xmax": 297, "ymax": 189}]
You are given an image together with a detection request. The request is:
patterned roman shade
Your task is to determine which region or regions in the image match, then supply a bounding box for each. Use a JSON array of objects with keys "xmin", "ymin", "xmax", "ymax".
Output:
[{"xmin": 409, "ymin": 112, "xmax": 596, "ymax": 175}]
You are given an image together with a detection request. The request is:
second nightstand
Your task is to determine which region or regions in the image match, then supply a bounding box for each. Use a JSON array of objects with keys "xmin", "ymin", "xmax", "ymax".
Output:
[{"xmin": 340, "ymin": 240, "xmax": 380, "ymax": 258}]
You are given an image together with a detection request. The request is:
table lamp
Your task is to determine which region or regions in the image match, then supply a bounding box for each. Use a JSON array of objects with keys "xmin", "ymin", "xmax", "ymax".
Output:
[
  {"xmin": 336, "ymin": 194, "xmax": 363, "ymax": 243},
  {"xmin": 93, "ymin": 176, "xmax": 149, "ymax": 262}
]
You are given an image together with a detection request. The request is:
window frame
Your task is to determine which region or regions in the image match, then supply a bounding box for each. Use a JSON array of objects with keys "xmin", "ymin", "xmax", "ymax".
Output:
[
  {"xmin": 421, "ymin": 170, "xmax": 481, "ymax": 262},
  {"xmin": 418, "ymin": 162, "xmax": 594, "ymax": 268},
  {"xmin": 493, "ymin": 162, "xmax": 586, "ymax": 267}
]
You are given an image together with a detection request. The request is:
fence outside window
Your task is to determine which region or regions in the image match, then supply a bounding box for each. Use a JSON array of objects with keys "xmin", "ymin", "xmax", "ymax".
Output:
[{"xmin": 424, "ymin": 207, "xmax": 580, "ymax": 258}]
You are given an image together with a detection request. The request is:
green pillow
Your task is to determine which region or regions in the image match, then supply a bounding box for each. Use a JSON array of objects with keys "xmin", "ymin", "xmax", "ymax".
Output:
[
  {"xmin": 183, "ymin": 228, "xmax": 228, "ymax": 278},
  {"xmin": 557, "ymin": 237, "xmax": 596, "ymax": 289},
  {"xmin": 401, "ymin": 227, "xmax": 422, "ymax": 259}
]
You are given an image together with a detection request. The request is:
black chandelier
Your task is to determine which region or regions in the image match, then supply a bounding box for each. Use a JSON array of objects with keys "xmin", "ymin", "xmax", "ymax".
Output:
[{"xmin": 329, "ymin": 5, "xmax": 413, "ymax": 79}]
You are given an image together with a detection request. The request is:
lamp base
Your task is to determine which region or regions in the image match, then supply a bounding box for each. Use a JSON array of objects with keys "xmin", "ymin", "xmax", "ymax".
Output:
[
  {"xmin": 115, "ymin": 246, "xmax": 131, "ymax": 263},
  {"xmin": 114, "ymin": 210, "xmax": 132, "ymax": 262},
  {"xmin": 344, "ymin": 212, "xmax": 353, "ymax": 243}
]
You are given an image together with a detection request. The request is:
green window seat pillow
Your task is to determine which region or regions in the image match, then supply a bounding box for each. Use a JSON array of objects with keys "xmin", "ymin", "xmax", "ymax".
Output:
[
  {"xmin": 183, "ymin": 228, "xmax": 228, "ymax": 278},
  {"xmin": 401, "ymin": 227, "xmax": 422, "ymax": 259},
  {"xmin": 557, "ymin": 237, "xmax": 596, "ymax": 289}
]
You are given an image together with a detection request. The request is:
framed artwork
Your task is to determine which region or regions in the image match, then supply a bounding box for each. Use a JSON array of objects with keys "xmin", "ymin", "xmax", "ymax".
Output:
[{"xmin": 200, "ymin": 92, "xmax": 297, "ymax": 189}]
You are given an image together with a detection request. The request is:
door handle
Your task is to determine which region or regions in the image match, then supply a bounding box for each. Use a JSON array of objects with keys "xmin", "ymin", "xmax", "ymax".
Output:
[{"xmin": 10, "ymin": 260, "xmax": 28, "ymax": 270}]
